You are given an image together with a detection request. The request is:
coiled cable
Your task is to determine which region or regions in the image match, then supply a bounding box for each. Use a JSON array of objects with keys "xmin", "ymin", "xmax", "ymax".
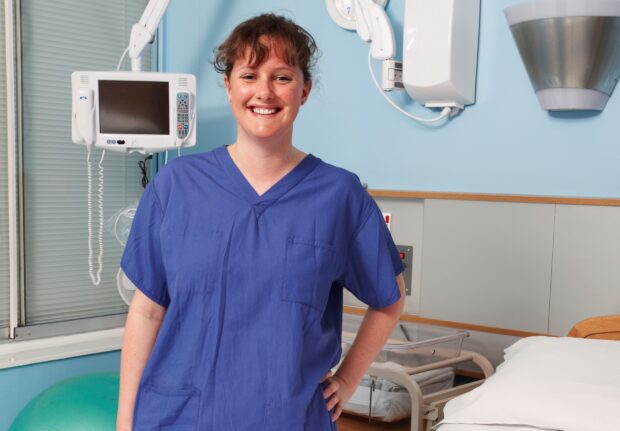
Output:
[{"xmin": 86, "ymin": 146, "xmax": 105, "ymax": 286}]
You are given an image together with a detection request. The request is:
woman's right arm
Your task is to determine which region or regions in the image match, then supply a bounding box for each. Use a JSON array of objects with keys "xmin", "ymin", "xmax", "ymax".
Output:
[{"xmin": 116, "ymin": 290, "xmax": 167, "ymax": 431}]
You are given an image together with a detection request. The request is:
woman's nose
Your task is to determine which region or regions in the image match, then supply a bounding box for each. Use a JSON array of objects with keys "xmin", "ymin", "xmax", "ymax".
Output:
[{"xmin": 256, "ymin": 77, "xmax": 275, "ymax": 100}]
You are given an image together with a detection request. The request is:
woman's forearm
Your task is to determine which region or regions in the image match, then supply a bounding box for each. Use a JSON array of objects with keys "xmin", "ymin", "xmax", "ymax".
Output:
[
  {"xmin": 117, "ymin": 290, "xmax": 166, "ymax": 431},
  {"xmin": 336, "ymin": 274, "xmax": 405, "ymax": 387}
]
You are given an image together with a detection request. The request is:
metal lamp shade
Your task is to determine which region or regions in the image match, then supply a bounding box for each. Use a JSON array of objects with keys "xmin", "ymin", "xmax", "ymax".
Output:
[{"xmin": 505, "ymin": 0, "xmax": 620, "ymax": 111}]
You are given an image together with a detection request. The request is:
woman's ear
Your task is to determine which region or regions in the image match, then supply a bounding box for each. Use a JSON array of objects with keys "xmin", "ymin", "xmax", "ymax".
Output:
[
  {"xmin": 224, "ymin": 75, "xmax": 231, "ymax": 101},
  {"xmin": 301, "ymin": 79, "xmax": 312, "ymax": 105}
]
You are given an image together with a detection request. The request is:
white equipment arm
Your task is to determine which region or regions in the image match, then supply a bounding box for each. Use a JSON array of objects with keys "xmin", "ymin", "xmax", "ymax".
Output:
[
  {"xmin": 354, "ymin": 0, "xmax": 395, "ymax": 60},
  {"xmin": 128, "ymin": 0, "xmax": 171, "ymax": 71}
]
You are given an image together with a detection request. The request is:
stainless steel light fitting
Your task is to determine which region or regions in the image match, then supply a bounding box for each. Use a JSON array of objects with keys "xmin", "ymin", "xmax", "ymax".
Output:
[{"xmin": 505, "ymin": 0, "xmax": 620, "ymax": 111}]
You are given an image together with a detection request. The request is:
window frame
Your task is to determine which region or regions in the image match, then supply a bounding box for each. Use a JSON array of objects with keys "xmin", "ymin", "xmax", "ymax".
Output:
[
  {"xmin": 1, "ymin": 0, "xmax": 160, "ymax": 366},
  {"xmin": 6, "ymin": 0, "xmax": 20, "ymax": 340}
]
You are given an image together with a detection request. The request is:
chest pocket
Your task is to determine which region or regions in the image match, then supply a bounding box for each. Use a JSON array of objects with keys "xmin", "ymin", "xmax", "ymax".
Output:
[
  {"xmin": 162, "ymin": 226, "xmax": 225, "ymax": 294},
  {"xmin": 281, "ymin": 238, "xmax": 339, "ymax": 312}
]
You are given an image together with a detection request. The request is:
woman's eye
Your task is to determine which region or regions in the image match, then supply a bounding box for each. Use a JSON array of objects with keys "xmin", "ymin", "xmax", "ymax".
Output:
[
  {"xmin": 275, "ymin": 75, "xmax": 292, "ymax": 82},
  {"xmin": 241, "ymin": 74, "xmax": 255, "ymax": 80}
]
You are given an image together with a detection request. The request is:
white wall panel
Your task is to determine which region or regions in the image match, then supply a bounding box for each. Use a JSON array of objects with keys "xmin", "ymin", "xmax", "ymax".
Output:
[
  {"xmin": 549, "ymin": 205, "xmax": 620, "ymax": 335},
  {"xmin": 343, "ymin": 198, "xmax": 424, "ymax": 314},
  {"xmin": 420, "ymin": 199, "xmax": 555, "ymax": 333},
  {"xmin": 376, "ymin": 198, "xmax": 424, "ymax": 314},
  {"xmin": 348, "ymin": 198, "xmax": 620, "ymax": 364}
]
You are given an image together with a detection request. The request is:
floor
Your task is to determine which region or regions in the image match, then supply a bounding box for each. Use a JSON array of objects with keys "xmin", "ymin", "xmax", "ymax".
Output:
[{"xmin": 337, "ymin": 414, "xmax": 410, "ymax": 431}]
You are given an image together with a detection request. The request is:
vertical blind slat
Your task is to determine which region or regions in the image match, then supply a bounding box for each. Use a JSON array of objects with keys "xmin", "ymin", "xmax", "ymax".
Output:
[{"xmin": 0, "ymin": 3, "xmax": 9, "ymax": 328}]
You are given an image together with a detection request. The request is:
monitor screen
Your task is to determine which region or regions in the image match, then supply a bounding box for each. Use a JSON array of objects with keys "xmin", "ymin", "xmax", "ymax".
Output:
[{"xmin": 99, "ymin": 80, "xmax": 170, "ymax": 135}]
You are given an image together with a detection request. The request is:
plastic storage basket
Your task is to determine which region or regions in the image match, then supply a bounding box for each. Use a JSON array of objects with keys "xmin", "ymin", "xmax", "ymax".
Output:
[{"xmin": 341, "ymin": 313, "xmax": 468, "ymax": 367}]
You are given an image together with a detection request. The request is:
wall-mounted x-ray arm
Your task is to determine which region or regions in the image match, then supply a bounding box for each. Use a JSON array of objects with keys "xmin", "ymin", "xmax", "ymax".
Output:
[
  {"xmin": 353, "ymin": 0, "xmax": 395, "ymax": 60},
  {"xmin": 327, "ymin": 0, "xmax": 481, "ymax": 125},
  {"xmin": 128, "ymin": 0, "xmax": 171, "ymax": 71}
]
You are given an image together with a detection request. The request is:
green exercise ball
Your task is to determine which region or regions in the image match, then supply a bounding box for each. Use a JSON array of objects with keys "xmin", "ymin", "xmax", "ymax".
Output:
[{"xmin": 10, "ymin": 372, "xmax": 119, "ymax": 431}]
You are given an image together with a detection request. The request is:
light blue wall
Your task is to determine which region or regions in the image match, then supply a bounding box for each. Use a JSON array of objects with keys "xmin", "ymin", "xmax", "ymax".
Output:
[
  {"xmin": 162, "ymin": 0, "xmax": 620, "ymax": 198},
  {"xmin": 4, "ymin": 1, "xmax": 617, "ymax": 427},
  {"xmin": 0, "ymin": 351, "xmax": 120, "ymax": 430}
]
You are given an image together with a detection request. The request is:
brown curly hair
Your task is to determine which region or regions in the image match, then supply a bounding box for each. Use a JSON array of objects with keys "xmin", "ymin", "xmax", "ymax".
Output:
[{"xmin": 213, "ymin": 14, "xmax": 318, "ymax": 83}]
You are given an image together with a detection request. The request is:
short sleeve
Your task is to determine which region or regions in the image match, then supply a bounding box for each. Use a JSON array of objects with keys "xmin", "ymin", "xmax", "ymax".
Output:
[
  {"xmin": 343, "ymin": 196, "xmax": 404, "ymax": 309},
  {"xmin": 121, "ymin": 182, "xmax": 170, "ymax": 307}
]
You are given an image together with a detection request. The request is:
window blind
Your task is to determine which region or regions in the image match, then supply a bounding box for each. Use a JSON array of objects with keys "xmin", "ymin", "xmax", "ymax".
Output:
[
  {"xmin": 21, "ymin": 0, "xmax": 150, "ymax": 325},
  {"xmin": 0, "ymin": 3, "xmax": 9, "ymax": 329}
]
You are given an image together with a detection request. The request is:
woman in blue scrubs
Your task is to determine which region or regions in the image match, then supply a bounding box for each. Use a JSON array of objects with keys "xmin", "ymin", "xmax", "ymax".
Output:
[{"xmin": 117, "ymin": 14, "xmax": 405, "ymax": 431}]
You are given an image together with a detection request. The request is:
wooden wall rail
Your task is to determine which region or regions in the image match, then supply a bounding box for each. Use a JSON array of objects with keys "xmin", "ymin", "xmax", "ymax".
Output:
[
  {"xmin": 369, "ymin": 190, "xmax": 620, "ymax": 207},
  {"xmin": 343, "ymin": 306, "xmax": 549, "ymax": 338}
]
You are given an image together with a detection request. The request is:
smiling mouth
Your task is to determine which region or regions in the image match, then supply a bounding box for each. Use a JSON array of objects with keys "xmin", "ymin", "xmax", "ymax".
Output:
[{"xmin": 250, "ymin": 107, "xmax": 281, "ymax": 115}]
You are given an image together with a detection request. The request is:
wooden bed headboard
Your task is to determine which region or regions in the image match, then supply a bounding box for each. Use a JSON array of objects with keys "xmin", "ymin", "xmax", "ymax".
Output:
[{"xmin": 568, "ymin": 315, "xmax": 620, "ymax": 340}]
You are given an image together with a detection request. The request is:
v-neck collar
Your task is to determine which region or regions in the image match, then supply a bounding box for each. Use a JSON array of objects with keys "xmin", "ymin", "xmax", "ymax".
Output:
[{"xmin": 215, "ymin": 145, "xmax": 321, "ymax": 215}]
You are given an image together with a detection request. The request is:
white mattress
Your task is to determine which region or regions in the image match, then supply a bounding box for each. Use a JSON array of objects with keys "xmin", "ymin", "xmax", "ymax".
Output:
[{"xmin": 438, "ymin": 336, "xmax": 620, "ymax": 431}]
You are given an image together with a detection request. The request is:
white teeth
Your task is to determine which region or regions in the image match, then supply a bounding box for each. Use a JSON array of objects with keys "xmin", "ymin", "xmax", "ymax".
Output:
[{"xmin": 252, "ymin": 107, "xmax": 277, "ymax": 115}]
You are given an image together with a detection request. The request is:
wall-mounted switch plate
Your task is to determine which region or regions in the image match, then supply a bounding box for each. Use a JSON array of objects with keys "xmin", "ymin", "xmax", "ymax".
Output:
[{"xmin": 396, "ymin": 244, "xmax": 413, "ymax": 296}]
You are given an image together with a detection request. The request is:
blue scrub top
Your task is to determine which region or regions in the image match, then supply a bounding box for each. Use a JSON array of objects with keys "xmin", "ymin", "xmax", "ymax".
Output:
[{"xmin": 122, "ymin": 146, "xmax": 404, "ymax": 431}]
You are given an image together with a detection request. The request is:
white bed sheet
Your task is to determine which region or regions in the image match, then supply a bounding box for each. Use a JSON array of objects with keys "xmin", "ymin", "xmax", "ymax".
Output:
[{"xmin": 437, "ymin": 336, "xmax": 620, "ymax": 431}]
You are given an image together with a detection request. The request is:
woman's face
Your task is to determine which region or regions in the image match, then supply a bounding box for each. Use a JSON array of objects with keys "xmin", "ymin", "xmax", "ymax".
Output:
[{"xmin": 224, "ymin": 47, "xmax": 312, "ymax": 144}]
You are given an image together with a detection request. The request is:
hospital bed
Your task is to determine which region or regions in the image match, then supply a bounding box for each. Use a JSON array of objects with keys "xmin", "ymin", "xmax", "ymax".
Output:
[
  {"xmin": 435, "ymin": 315, "xmax": 620, "ymax": 431},
  {"xmin": 337, "ymin": 313, "xmax": 495, "ymax": 431}
]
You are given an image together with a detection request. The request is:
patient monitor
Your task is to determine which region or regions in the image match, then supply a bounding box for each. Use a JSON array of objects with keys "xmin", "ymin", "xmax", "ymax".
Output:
[
  {"xmin": 72, "ymin": 0, "xmax": 197, "ymax": 287},
  {"xmin": 71, "ymin": 71, "xmax": 196, "ymax": 154}
]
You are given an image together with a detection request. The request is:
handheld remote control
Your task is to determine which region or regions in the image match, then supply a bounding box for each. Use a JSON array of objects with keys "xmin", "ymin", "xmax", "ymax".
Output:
[{"xmin": 176, "ymin": 92, "xmax": 191, "ymax": 139}]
